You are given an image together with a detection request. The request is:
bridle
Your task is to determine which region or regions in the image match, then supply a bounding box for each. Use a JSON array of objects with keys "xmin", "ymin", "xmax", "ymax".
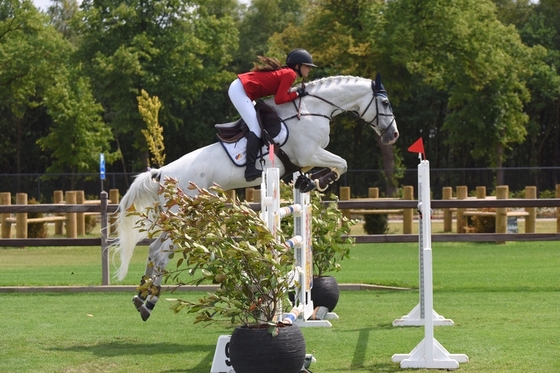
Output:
[{"xmin": 287, "ymin": 79, "xmax": 395, "ymax": 132}]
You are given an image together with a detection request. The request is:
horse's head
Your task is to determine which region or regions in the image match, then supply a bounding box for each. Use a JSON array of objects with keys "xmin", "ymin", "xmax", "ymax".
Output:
[{"xmin": 362, "ymin": 73, "xmax": 399, "ymax": 145}]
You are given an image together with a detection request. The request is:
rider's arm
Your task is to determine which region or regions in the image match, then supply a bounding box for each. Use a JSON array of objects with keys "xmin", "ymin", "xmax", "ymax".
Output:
[{"xmin": 274, "ymin": 69, "xmax": 298, "ymax": 105}]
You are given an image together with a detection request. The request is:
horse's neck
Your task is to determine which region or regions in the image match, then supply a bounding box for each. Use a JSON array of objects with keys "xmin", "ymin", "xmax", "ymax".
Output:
[{"xmin": 305, "ymin": 76, "xmax": 371, "ymax": 114}]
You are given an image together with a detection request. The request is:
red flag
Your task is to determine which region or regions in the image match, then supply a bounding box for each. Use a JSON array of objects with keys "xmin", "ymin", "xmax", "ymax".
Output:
[{"xmin": 408, "ymin": 138, "xmax": 426, "ymax": 160}]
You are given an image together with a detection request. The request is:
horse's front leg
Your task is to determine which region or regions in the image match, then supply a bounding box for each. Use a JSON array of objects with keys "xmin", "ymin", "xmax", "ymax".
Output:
[
  {"xmin": 300, "ymin": 149, "xmax": 348, "ymax": 191},
  {"xmin": 133, "ymin": 234, "xmax": 172, "ymax": 321}
]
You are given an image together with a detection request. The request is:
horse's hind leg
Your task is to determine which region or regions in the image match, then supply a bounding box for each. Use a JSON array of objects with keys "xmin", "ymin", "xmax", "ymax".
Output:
[{"xmin": 133, "ymin": 233, "xmax": 172, "ymax": 321}]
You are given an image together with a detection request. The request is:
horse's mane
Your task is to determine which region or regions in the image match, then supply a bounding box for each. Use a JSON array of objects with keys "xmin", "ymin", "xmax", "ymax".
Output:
[{"xmin": 304, "ymin": 75, "xmax": 369, "ymax": 93}]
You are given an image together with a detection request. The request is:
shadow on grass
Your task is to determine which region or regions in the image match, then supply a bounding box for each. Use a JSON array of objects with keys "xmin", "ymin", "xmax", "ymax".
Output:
[
  {"xmin": 49, "ymin": 341, "xmax": 215, "ymax": 373},
  {"xmin": 337, "ymin": 324, "xmax": 404, "ymax": 372},
  {"xmin": 48, "ymin": 340, "xmax": 203, "ymax": 356}
]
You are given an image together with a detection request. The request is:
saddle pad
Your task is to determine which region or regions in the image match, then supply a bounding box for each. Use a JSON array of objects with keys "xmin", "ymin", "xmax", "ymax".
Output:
[{"xmin": 219, "ymin": 122, "xmax": 289, "ymax": 167}]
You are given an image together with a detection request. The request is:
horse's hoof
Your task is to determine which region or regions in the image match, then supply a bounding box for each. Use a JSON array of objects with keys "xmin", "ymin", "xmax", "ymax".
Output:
[
  {"xmin": 295, "ymin": 175, "xmax": 316, "ymax": 193},
  {"xmin": 132, "ymin": 296, "xmax": 144, "ymax": 311},
  {"xmin": 299, "ymin": 179, "xmax": 316, "ymax": 193},
  {"xmin": 294, "ymin": 174, "xmax": 305, "ymax": 189},
  {"xmin": 133, "ymin": 296, "xmax": 151, "ymax": 321},
  {"xmin": 139, "ymin": 306, "xmax": 152, "ymax": 321}
]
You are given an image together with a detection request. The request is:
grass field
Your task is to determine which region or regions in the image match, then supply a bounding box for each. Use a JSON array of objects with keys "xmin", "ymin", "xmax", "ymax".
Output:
[{"xmin": 1, "ymin": 238, "xmax": 559, "ymax": 372}]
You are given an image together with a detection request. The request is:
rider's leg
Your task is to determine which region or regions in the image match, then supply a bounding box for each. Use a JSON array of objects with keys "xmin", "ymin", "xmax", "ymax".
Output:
[
  {"xmin": 228, "ymin": 79, "xmax": 263, "ymax": 181},
  {"xmin": 243, "ymin": 131, "xmax": 263, "ymax": 181}
]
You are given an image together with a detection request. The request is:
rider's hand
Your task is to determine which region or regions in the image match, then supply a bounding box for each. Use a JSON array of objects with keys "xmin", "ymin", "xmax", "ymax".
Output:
[{"xmin": 296, "ymin": 87, "xmax": 308, "ymax": 97}]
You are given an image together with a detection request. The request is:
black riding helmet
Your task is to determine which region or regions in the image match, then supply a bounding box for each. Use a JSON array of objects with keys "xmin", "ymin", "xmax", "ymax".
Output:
[{"xmin": 286, "ymin": 49, "xmax": 317, "ymax": 77}]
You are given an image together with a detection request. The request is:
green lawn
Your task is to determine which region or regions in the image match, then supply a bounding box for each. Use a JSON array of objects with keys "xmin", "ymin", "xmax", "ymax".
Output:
[{"xmin": 1, "ymin": 241, "xmax": 559, "ymax": 372}]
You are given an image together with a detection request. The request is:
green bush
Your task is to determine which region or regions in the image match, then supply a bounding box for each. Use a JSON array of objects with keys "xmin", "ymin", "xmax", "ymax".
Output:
[{"xmin": 363, "ymin": 214, "xmax": 389, "ymax": 235}]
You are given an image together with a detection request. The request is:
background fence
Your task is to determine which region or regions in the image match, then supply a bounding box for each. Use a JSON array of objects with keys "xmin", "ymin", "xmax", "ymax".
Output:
[{"xmin": 2, "ymin": 167, "xmax": 560, "ymax": 201}]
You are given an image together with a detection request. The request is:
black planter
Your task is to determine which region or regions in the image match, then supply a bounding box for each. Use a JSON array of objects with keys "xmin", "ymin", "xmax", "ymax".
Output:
[
  {"xmin": 229, "ymin": 323, "xmax": 306, "ymax": 373},
  {"xmin": 311, "ymin": 275, "xmax": 340, "ymax": 312}
]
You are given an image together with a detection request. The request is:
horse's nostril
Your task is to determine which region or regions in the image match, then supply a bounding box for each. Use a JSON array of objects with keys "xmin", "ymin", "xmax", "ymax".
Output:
[{"xmin": 394, "ymin": 132, "xmax": 399, "ymax": 139}]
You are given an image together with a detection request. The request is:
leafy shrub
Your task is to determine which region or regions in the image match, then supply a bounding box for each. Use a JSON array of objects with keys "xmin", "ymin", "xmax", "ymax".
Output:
[
  {"xmin": 539, "ymin": 189, "xmax": 556, "ymax": 199},
  {"xmin": 363, "ymin": 214, "xmax": 389, "ymax": 235},
  {"xmin": 279, "ymin": 182, "xmax": 356, "ymax": 277},
  {"xmin": 136, "ymin": 179, "xmax": 295, "ymax": 326}
]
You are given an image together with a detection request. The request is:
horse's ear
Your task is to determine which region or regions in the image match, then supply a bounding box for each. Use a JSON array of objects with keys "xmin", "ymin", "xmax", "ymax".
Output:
[{"xmin": 374, "ymin": 73, "xmax": 386, "ymax": 94}]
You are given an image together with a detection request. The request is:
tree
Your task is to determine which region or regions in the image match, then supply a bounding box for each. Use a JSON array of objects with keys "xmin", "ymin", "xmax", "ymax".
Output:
[
  {"xmin": 509, "ymin": 0, "xmax": 560, "ymax": 186},
  {"xmin": 37, "ymin": 67, "xmax": 118, "ymax": 188},
  {"xmin": 76, "ymin": 0, "xmax": 238, "ymax": 172},
  {"xmin": 269, "ymin": 0, "xmax": 403, "ymax": 196},
  {"xmin": 46, "ymin": 0, "xmax": 80, "ymax": 45},
  {"xmin": 0, "ymin": 0, "xmax": 72, "ymax": 176},
  {"xmin": 375, "ymin": 0, "xmax": 535, "ymax": 184},
  {"xmin": 233, "ymin": 0, "xmax": 308, "ymax": 72}
]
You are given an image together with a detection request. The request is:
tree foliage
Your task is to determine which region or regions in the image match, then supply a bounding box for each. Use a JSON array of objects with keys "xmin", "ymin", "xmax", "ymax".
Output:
[
  {"xmin": 37, "ymin": 67, "xmax": 117, "ymax": 184},
  {"xmin": 76, "ymin": 0, "xmax": 238, "ymax": 171},
  {"xmin": 379, "ymin": 1, "xmax": 533, "ymax": 172},
  {"xmin": 2, "ymin": 0, "xmax": 560, "ymax": 196}
]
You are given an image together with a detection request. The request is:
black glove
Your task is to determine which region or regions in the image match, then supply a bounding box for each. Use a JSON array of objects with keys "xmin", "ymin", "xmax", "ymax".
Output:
[{"xmin": 296, "ymin": 87, "xmax": 308, "ymax": 97}]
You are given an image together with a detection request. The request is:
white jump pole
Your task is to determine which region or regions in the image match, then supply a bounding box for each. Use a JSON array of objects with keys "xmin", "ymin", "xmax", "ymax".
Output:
[
  {"xmin": 392, "ymin": 143, "xmax": 468, "ymax": 369},
  {"xmin": 262, "ymin": 168, "xmax": 335, "ymax": 327}
]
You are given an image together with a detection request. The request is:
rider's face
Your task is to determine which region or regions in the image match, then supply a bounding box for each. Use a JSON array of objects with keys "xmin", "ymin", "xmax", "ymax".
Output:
[{"xmin": 299, "ymin": 65, "xmax": 313, "ymax": 78}]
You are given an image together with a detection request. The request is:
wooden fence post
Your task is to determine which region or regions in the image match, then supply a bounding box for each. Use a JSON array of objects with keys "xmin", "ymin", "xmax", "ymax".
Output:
[
  {"xmin": 253, "ymin": 187, "xmax": 261, "ymax": 203},
  {"xmin": 368, "ymin": 187, "xmax": 379, "ymax": 199},
  {"xmin": 456, "ymin": 186, "xmax": 468, "ymax": 233},
  {"xmin": 109, "ymin": 189, "xmax": 120, "ymax": 235},
  {"xmin": 245, "ymin": 188, "xmax": 255, "ymax": 202},
  {"xmin": 76, "ymin": 190, "xmax": 85, "ymax": 236},
  {"xmin": 496, "ymin": 185, "xmax": 508, "ymax": 244},
  {"xmin": 340, "ymin": 186, "xmax": 351, "ymax": 219},
  {"xmin": 402, "ymin": 186, "xmax": 413, "ymax": 234},
  {"xmin": 1, "ymin": 192, "xmax": 11, "ymax": 238},
  {"xmin": 15, "ymin": 193, "xmax": 28, "ymax": 238},
  {"xmin": 100, "ymin": 191, "xmax": 110, "ymax": 285},
  {"xmin": 54, "ymin": 190, "xmax": 64, "ymax": 235},
  {"xmin": 476, "ymin": 186, "xmax": 486, "ymax": 200},
  {"xmin": 65, "ymin": 191, "xmax": 77, "ymax": 239},
  {"xmin": 442, "ymin": 187, "xmax": 452, "ymax": 232},
  {"xmin": 225, "ymin": 189, "xmax": 236, "ymax": 201},
  {"xmin": 525, "ymin": 186, "xmax": 536, "ymax": 233}
]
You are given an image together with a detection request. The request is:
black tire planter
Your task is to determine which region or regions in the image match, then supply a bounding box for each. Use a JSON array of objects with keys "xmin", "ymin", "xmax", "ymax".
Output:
[
  {"xmin": 229, "ymin": 323, "xmax": 306, "ymax": 373},
  {"xmin": 311, "ymin": 275, "xmax": 340, "ymax": 312}
]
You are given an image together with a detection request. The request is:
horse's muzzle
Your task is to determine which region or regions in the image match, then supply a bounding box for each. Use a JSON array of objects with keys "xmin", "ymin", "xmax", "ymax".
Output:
[{"xmin": 381, "ymin": 120, "xmax": 399, "ymax": 145}]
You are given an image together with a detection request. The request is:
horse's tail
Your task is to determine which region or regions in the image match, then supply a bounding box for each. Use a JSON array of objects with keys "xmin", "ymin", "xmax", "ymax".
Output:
[{"xmin": 112, "ymin": 169, "xmax": 161, "ymax": 281}]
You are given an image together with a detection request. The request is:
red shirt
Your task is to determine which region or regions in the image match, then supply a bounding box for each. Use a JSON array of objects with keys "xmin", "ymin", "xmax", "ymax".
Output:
[{"xmin": 238, "ymin": 67, "xmax": 299, "ymax": 105}]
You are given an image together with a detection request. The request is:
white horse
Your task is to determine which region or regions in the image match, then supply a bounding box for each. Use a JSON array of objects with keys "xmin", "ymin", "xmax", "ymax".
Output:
[{"xmin": 113, "ymin": 74, "xmax": 398, "ymax": 320}]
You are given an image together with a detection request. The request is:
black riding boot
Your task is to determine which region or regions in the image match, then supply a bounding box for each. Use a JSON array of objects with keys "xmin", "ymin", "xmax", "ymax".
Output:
[{"xmin": 245, "ymin": 131, "xmax": 263, "ymax": 182}]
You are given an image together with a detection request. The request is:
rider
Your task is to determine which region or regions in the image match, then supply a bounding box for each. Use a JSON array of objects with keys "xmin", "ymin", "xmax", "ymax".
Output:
[{"xmin": 228, "ymin": 48, "xmax": 317, "ymax": 182}]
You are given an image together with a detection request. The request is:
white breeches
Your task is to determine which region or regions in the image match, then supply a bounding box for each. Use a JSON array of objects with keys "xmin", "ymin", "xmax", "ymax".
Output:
[{"xmin": 228, "ymin": 78, "xmax": 261, "ymax": 138}]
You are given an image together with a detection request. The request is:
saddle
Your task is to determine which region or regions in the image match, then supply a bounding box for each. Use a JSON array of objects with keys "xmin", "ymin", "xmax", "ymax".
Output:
[
  {"xmin": 215, "ymin": 101, "xmax": 282, "ymax": 143},
  {"xmin": 215, "ymin": 101, "xmax": 301, "ymax": 176}
]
